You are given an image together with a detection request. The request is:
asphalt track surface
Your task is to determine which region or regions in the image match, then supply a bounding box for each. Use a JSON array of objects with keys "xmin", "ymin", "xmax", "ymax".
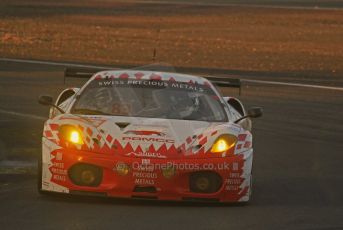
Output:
[{"xmin": 0, "ymin": 60, "xmax": 343, "ymax": 230}]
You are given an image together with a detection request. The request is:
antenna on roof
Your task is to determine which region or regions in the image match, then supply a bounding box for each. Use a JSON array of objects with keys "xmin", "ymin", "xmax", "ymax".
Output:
[{"xmin": 152, "ymin": 19, "xmax": 162, "ymax": 62}]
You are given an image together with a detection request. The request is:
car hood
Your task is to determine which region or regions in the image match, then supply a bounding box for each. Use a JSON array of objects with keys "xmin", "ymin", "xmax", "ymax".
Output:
[{"xmin": 44, "ymin": 114, "xmax": 245, "ymax": 159}]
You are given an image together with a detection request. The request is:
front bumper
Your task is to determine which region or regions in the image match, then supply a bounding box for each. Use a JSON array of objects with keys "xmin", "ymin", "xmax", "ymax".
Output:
[{"xmin": 42, "ymin": 144, "xmax": 253, "ymax": 203}]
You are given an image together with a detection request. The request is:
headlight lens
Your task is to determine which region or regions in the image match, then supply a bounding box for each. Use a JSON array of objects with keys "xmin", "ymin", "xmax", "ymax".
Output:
[
  {"xmin": 59, "ymin": 125, "xmax": 84, "ymax": 145},
  {"xmin": 211, "ymin": 135, "xmax": 237, "ymax": 153},
  {"xmin": 70, "ymin": 130, "xmax": 82, "ymax": 144}
]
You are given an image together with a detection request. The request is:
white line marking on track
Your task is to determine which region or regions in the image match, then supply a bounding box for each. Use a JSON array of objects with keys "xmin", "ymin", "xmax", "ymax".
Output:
[
  {"xmin": 243, "ymin": 79, "xmax": 343, "ymax": 91},
  {"xmin": 1, "ymin": 58, "xmax": 343, "ymax": 92},
  {"xmin": 0, "ymin": 109, "xmax": 46, "ymax": 121},
  {"xmin": 0, "ymin": 58, "xmax": 110, "ymax": 69}
]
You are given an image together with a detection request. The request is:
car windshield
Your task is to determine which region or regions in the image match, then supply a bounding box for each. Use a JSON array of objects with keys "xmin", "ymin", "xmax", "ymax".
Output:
[{"xmin": 71, "ymin": 78, "xmax": 228, "ymax": 122}]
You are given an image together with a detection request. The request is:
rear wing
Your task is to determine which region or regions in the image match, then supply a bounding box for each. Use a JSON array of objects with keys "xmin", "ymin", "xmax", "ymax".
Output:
[
  {"xmin": 64, "ymin": 67, "xmax": 241, "ymax": 94},
  {"xmin": 64, "ymin": 67, "xmax": 106, "ymax": 84},
  {"xmin": 63, "ymin": 64, "xmax": 174, "ymax": 83},
  {"xmin": 205, "ymin": 77, "xmax": 241, "ymax": 95}
]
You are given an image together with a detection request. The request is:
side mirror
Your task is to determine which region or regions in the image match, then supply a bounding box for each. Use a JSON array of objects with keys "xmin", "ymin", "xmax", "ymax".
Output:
[
  {"xmin": 38, "ymin": 95, "xmax": 53, "ymax": 106},
  {"xmin": 247, "ymin": 107, "xmax": 263, "ymax": 118},
  {"xmin": 234, "ymin": 107, "xmax": 263, "ymax": 123},
  {"xmin": 38, "ymin": 95, "xmax": 65, "ymax": 114}
]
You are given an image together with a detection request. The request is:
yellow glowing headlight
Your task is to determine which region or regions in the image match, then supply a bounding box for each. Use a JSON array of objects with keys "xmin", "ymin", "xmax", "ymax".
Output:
[
  {"xmin": 211, "ymin": 135, "xmax": 237, "ymax": 153},
  {"xmin": 69, "ymin": 130, "xmax": 83, "ymax": 144},
  {"xmin": 59, "ymin": 125, "xmax": 84, "ymax": 145}
]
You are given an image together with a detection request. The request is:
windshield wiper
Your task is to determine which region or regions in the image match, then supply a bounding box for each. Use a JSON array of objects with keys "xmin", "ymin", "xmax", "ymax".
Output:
[{"xmin": 72, "ymin": 108, "xmax": 111, "ymax": 115}]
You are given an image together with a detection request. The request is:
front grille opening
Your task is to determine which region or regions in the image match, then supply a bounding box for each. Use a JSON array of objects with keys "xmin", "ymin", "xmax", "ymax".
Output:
[
  {"xmin": 133, "ymin": 186, "xmax": 157, "ymax": 193},
  {"xmin": 189, "ymin": 171, "xmax": 222, "ymax": 194},
  {"xmin": 115, "ymin": 122, "xmax": 130, "ymax": 130},
  {"xmin": 68, "ymin": 163, "xmax": 103, "ymax": 187}
]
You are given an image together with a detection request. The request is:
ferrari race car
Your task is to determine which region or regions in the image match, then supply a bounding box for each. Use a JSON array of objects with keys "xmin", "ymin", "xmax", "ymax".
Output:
[{"xmin": 38, "ymin": 67, "xmax": 262, "ymax": 203}]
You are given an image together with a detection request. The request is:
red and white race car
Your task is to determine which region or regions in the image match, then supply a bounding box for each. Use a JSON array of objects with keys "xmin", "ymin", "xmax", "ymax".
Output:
[{"xmin": 38, "ymin": 67, "xmax": 262, "ymax": 203}]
